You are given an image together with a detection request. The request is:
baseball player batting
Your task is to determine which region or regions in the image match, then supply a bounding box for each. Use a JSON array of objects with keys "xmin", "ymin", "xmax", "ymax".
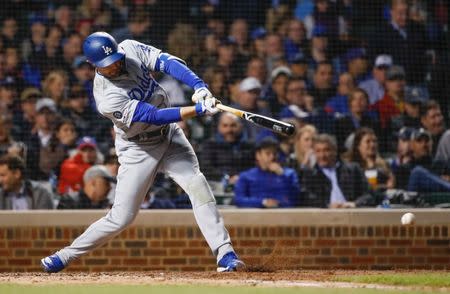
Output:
[{"xmin": 40, "ymin": 32, "xmax": 244, "ymax": 273}]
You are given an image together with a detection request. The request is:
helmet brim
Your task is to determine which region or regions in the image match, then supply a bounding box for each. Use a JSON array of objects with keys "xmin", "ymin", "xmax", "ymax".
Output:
[{"xmin": 94, "ymin": 50, "xmax": 125, "ymax": 68}]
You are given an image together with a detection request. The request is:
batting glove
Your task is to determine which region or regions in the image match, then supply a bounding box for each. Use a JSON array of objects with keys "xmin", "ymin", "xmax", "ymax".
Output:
[
  {"xmin": 192, "ymin": 87, "xmax": 213, "ymax": 103},
  {"xmin": 195, "ymin": 98, "xmax": 221, "ymax": 116}
]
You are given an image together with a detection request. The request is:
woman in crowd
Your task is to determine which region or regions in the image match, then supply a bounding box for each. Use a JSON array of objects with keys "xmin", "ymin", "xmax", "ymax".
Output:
[
  {"xmin": 290, "ymin": 124, "xmax": 317, "ymax": 170},
  {"xmin": 345, "ymin": 127, "xmax": 395, "ymax": 190}
]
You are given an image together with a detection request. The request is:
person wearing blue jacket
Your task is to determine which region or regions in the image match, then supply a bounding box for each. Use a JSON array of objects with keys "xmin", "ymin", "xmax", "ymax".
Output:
[{"xmin": 234, "ymin": 137, "xmax": 300, "ymax": 208}]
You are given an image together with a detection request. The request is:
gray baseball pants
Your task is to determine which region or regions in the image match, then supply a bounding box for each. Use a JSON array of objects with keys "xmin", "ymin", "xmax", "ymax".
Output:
[{"xmin": 56, "ymin": 124, "xmax": 233, "ymax": 265}]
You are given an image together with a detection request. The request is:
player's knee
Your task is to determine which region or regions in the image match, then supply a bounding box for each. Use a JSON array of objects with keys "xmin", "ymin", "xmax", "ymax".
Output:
[{"xmin": 186, "ymin": 172, "xmax": 215, "ymax": 208}]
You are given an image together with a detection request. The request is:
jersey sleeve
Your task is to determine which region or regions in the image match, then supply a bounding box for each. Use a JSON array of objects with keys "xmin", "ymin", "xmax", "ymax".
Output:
[
  {"xmin": 95, "ymin": 79, "xmax": 139, "ymax": 130},
  {"xmin": 120, "ymin": 39, "xmax": 161, "ymax": 71}
]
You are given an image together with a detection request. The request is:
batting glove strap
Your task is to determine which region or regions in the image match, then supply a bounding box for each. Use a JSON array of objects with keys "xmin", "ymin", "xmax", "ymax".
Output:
[
  {"xmin": 192, "ymin": 87, "xmax": 213, "ymax": 103},
  {"xmin": 195, "ymin": 98, "xmax": 219, "ymax": 116}
]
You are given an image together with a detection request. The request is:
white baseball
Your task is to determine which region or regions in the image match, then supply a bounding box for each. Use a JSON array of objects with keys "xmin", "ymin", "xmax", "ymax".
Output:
[{"xmin": 401, "ymin": 212, "xmax": 416, "ymax": 225}]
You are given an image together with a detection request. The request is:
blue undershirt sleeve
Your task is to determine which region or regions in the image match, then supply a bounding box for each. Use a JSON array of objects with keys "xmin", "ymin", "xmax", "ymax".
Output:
[
  {"xmin": 132, "ymin": 101, "xmax": 182, "ymax": 125},
  {"xmin": 155, "ymin": 53, "xmax": 206, "ymax": 90}
]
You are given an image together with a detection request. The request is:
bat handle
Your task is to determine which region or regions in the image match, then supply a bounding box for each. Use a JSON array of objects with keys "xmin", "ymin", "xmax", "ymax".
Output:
[{"xmin": 216, "ymin": 104, "xmax": 244, "ymax": 117}]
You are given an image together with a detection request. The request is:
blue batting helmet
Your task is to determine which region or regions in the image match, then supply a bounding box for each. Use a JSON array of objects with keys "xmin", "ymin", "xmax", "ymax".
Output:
[{"xmin": 83, "ymin": 32, "xmax": 125, "ymax": 68}]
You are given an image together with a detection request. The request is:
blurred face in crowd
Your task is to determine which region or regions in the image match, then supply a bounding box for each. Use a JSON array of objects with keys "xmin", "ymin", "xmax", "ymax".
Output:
[
  {"xmin": 0, "ymin": 164, "xmax": 21, "ymax": 192},
  {"xmin": 373, "ymin": 65, "xmax": 389, "ymax": 83},
  {"xmin": 74, "ymin": 63, "xmax": 95, "ymax": 82},
  {"xmin": 0, "ymin": 86, "xmax": 16, "ymax": 108},
  {"xmin": 229, "ymin": 19, "xmax": 248, "ymax": 46},
  {"xmin": 47, "ymin": 74, "xmax": 67, "ymax": 101},
  {"xmin": 348, "ymin": 57, "xmax": 368, "ymax": 78},
  {"xmin": 313, "ymin": 63, "xmax": 333, "ymax": 89},
  {"xmin": 271, "ymin": 74, "xmax": 289, "ymax": 103},
  {"xmin": 397, "ymin": 138, "xmax": 410, "ymax": 157},
  {"xmin": 349, "ymin": 90, "xmax": 368, "ymax": 116},
  {"xmin": 55, "ymin": 5, "xmax": 72, "ymax": 29},
  {"xmin": 421, "ymin": 107, "xmax": 444, "ymax": 135},
  {"xmin": 311, "ymin": 36, "xmax": 328, "ymax": 52},
  {"xmin": 246, "ymin": 58, "xmax": 266, "ymax": 83},
  {"xmin": 31, "ymin": 21, "xmax": 47, "ymax": 44},
  {"xmin": 391, "ymin": 1, "xmax": 408, "ymax": 28},
  {"xmin": 5, "ymin": 47, "xmax": 19, "ymax": 71},
  {"xmin": 287, "ymin": 20, "xmax": 305, "ymax": 44},
  {"xmin": 46, "ymin": 26, "xmax": 62, "ymax": 51},
  {"xmin": 84, "ymin": 176, "xmax": 110, "ymax": 204},
  {"xmin": 217, "ymin": 44, "xmax": 235, "ymax": 66},
  {"xmin": 238, "ymin": 88, "xmax": 259, "ymax": 111},
  {"xmin": 35, "ymin": 108, "xmax": 55, "ymax": 131},
  {"xmin": 314, "ymin": 141, "xmax": 337, "ymax": 168},
  {"xmin": 21, "ymin": 97, "xmax": 38, "ymax": 120},
  {"xmin": 296, "ymin": 129, "xmax": 316, "ymax": 156},
  {"xmin": 209, "ymin": 71, "xmax": 225, "ymax": 96},
  {"xmin": 337, "ymin": 73, "xmax": 355, "ymax": 96},
  {"xmin": 265, "ymin": 34, "xmax": 283, "ymax": 57},
  {"xmin": 286, "ymin": 79, "xmax": 307, "ymax": 106},
  {"xmin": 316, "ymin": 0, "xmax": 329, "ymax": 12},
  {"xmin": 80, "ymin": 146, "xmax": 97, "ymax": 164},
  {"xmin": 358, "ymin": 133, "xmax": 378, "ymax": 159},
  {"xmin": 385, "ymin": 77, "xmax": 405, "ymax": 97},
  {"xmin": 207, "ymin": 18, "xmax": 225, "ymax": 37},
  {"xmin": 56, "ymin": 122, "xmax": 77, "ymax": 146},
  {"xmin": 410, "ymin": 136, "xmax": 432, "ymax": 159},
  {"xmin": 218, "ymin": 113, "xmax": 242, "ymax": 143},
  {"xmin": 69, "ymin": 92, "xmax": 88, "ymax": 113},
  {"xmin": 2, "ymin": 18, "xmax": 18, "ymax": 39},
  {"xmin": 404, "ymin": 102, "xmax": 420, "ymax": 118},
  {"xmin": 0, "ymin": 119, "xmax": 11, "ymax": 142},
  {"xmin": 63, "ymin": 34, "xmax": 82, "ymax": 60},
  {"xmin": 204, "ymin": 34, "xmax": 219, "ymax": 55},
  {"xmin": 256, "ymin": 147, "xmax": 278, "ymax": 170}
]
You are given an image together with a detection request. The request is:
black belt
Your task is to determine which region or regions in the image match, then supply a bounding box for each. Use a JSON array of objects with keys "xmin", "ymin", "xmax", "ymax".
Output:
[{"xmin": 128, "ymin": 125, "xmax": 169, "ymax": 142}]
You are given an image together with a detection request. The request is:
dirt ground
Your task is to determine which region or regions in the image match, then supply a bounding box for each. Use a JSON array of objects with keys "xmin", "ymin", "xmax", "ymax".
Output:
[{"xmin": 0, "ymin": 270, "xmax": 447, "ymax": 291}]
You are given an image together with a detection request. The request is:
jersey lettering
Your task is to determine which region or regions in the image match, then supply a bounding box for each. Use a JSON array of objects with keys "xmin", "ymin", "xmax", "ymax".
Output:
[{"xmin": 127, "ymin": 62, "xmax": 156, "ymax": 102}]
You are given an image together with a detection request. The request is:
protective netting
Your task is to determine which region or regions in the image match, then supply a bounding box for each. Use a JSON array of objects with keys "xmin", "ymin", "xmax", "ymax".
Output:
[{"xmin": 0, "ymin": 1, "xmax": 448, "ymax": 209}]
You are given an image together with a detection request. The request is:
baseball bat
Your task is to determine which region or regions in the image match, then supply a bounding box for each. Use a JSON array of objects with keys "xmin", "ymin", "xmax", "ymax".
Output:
[{"xmin": 216, "ymin": 104, "xmax": 295, "ymax": 136}]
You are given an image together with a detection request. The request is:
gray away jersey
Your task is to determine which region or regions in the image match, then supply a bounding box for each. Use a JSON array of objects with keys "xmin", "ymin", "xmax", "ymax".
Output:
[{"xmin": 93, "ymin": 39, "xmax": 170, "ymax": 141}]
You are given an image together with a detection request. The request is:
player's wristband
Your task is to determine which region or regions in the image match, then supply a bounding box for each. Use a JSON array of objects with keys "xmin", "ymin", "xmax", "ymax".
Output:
[{"xmin": 195, "ymin": 102, "xmax": 205, "ymax": 116}]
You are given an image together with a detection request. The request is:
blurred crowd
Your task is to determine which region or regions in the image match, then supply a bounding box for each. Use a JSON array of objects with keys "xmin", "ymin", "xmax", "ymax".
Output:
[{"xmin": 0, "ymin": 0, "xmax": 449, "ymax": 210}]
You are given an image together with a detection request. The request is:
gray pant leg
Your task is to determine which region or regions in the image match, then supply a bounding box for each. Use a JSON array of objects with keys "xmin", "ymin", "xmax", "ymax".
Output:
[
  {"xmin": 162, "ymin": 126, "xmax": 233, "ymax": 258},
  {"xmin": 57, "ymin": 143, "xmax": 165, "ymax": 264}
]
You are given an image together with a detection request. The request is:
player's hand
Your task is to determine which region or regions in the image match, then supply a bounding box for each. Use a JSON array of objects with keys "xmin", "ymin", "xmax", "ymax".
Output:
[
  {"xmin": 262, "ymin": 198, "xmax": 279, "ymax": 208},
  {"xmin": 192, "ymin": 87, "xmax": 213, "ymax": 103},
  {"xmin": 200, "ymin": 97, "xmax": 220, "ymax": 116}
]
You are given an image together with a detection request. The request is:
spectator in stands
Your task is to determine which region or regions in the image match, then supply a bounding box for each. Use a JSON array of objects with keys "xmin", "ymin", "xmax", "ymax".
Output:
[
  {"xmin": 234, "ymin": 137, "xmax": 300, "ymax": 208},
  {"xmin": 267, "ymin": 66, "xmax": 292, "ymax": 117},
  {"xmin": 62, "ymin": 85, "xmax": 96, "ymax": 137},
  {"xmin": 245, "ymin": 57, "xmax": 266, "ymax": 84},
  {"xmin": 0, "ymin": 77, "xmax": 18, "ymax": 113},
  {"xmin": 290, "ymin": 124, "xmax": 317, "ymax": 170},
  {"xmin": 0, "ymin": 114, "xmax": 25, "ymax": 159},
  {"xmin": 113, "ymin": 10, "xmax": 159, "ymax": 47},
  {"xmin": 388, "ymin": 127, "xmax": 413, "ymax": 176},
  {"xmin": 12, "ymin": 87, "xmax": 40, "ymax": 141},
  {"xmin": 279, "ymin": 77, "xmax": 310, "ymax": 120},
  {"xmin": 344, "ymin": 128, "xmax": 395, "ymax": 190},
  {"xmin": 39, "ymin": 119, "xmax": 77, "ymax": 182},
  {"xmin": 41, "ymin": 70, "xmax": 69, "ymax": 107},
  {"xmin": 229, "ymin": 18, "xmax": 250, "ymax": 57},
  {"xmin": 264, "ymin": 33, "xmax": 285, "ymax": 73},
  {"xmin": 1, "ymin": 17, "xmax": 19, "ymax": 48},
  {"xmin": 420, "ymin": 100, "xmax": 445, "ymax": 155},
  {"xmin": 435, "ymin": 130, "xmax": 450, "ymax": 163},
  {"xmin": 58, "ymin": 165, "xmax": 114, "ymax": 209},
  {"xmin": 370, "ymin": 65, "xmax": 406, "ymax": 130},
  {"xmin": 54, "ymin": 5, "xmax": 74, "ymax": 38},
  {"xmin": 396, "ymin": 128, "xmax": 450, "ymax": 193},
  {"xmin": 309, "ymin": 61, "xmax": 335, "ymax": 109},
  {"xmin": 303, "ymin": 0, "xmax": 339, "ymax": 40},
  {"xmin": 335, "ymin": 88, "xmax": 378, "ymax": 152},
  {"xmin": 21, "ymin": 16, "xmax": 47, "ymax": 87},
  {"xmin": 58, "ymin": 136, "xmax": 98, "ymax": 196},
  {"xmin": 4, "ymin": 47, "xmax": 24, "ymax": 86},
  {"xmin": 288, "ymin": 52, "xmax": 309, "ymax": 79},
  {"xmin": 370, "ymin": 0, "xmax": 427, "ymax": 84},
  {"xmin": 199, "ymin": 112, "xmax": 254, "ymax": 185},
  {"xmin": 202, "ymin": 66, "xmax": 228, "ymax": 105},
  {"xmin": 284, "ymin": 19, "xmax": 307, "ymax": 62},
  {"xmin": 343, "ymin": 48, "xmax": 369, "ymax": 84},
  {"xmin": 40, "ymin": 25, "xmax": 64, "ymax": 77},
  {"xmin": 300, "ymin": 134, "xmax": 372, "ymax": 208},
  {"xmin": 391, "ymin": 85, "xmax": 425, "ymax": 130},
  {"xmin": 325, "ymin": 72, "xmax": 355, "ymax": 116},
  {"xmin": 61, "ymin": 33, "xmax": 83, "ymax": 73},
  {"xmin": 70, "ymin": 55, "xmax": 95, "ymax": 110},
  {"xmin": 249, "ymin": 27, "xmax": 266, "ymax": 59},
  {"xmin": 359, "ymin": 55, "xmax": 392, "ymax": 105},
  {"xmin": 34, "ymin": 98, "xmax": 58, "ymax": 148},
  {"xmin": 0, "ymin": 155, "xmax": 54, "ymax": 210}
]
